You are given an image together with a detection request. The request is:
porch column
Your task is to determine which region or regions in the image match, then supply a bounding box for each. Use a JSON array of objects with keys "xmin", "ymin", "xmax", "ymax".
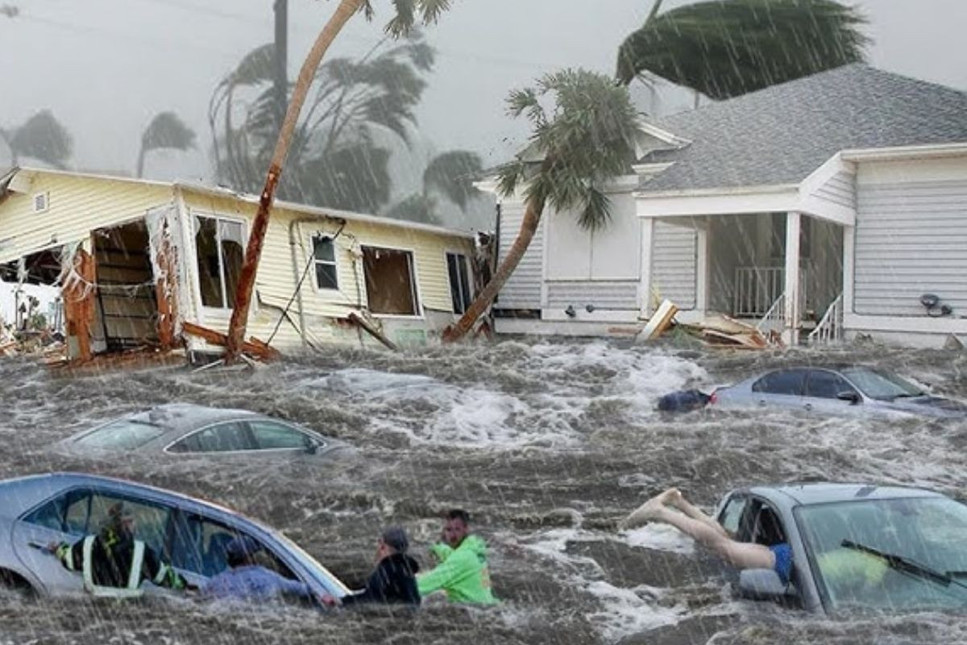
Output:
[
  {"xmin": 638, "ymin": 218, "xmax": 654, "ymax": 317},
  {"xmin": 695, "ymin": 223, "xmax": 708, "ymax": 316},
  {"xmin": 783, "ymin": 212, "xmax": 802, "ymax": 345}
]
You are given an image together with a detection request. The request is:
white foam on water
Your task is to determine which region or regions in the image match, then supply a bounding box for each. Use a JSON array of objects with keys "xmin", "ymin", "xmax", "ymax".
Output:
[
  {"xmin": 620, "ymin": 524, "xmax": 696, "ymax": 555},
  {"xmin": 586, "ymin": 580, "xmax": 686, "ymax": 643}
]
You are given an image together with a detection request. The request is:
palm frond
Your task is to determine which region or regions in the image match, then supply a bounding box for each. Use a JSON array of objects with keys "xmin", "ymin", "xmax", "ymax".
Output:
[
  {"xmin": 385, "ymin": 0, "xmax": 452, "ymax": 37},
  {"xmin": 141, "ymin": 112, "xmax": 196, "ymax": 152},
  {"xmin": 422, "ymin": 150, "xmax": 483, "ymax": 211},
  {"xmin": 615, "ymin": 0, "xmax": 870, "ymax": 99},
  {"xmin": 384, "ymin": 192, "xmax": 441, "ymax": 225},
  {"xmin": 10, "ymin": 110, "xmax": 72, "ymax": 167}
]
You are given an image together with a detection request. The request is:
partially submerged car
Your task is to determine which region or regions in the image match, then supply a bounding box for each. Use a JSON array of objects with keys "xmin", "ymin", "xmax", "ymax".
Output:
[
  {"xmin": 0, "ymin": 472, "xmax": 350, "ymax": 599},
  {"xmin": 716, "ymin": 482, "xmax": 967, "ymax": 615},
  {"xmin": 58, "ymin": 403, "xmax": 348, "ymax": 458},
  {"xmin": 710, "ymin": 366, "xmax": 967, "ymax": 419}
]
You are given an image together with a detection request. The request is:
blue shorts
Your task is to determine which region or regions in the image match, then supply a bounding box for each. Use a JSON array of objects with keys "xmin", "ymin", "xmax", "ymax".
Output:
[{"xmin": 770, "ymin": 543, "xmax": 793, "ymax": 585}]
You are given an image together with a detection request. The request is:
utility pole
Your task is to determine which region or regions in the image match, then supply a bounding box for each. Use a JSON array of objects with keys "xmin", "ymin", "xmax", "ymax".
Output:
[{"xmin": 274, "ymin": 0, "xmax": 288, "ymax": 126}]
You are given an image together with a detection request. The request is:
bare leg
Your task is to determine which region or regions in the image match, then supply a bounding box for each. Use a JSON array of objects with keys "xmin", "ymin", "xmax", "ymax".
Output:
[
  {"xmin": 620, "ymin": 490, "xmax": 775, "ymax": 571},
  {"xmin": 667, "ymin": 489, "xmax": 729, "ymax": 539}
]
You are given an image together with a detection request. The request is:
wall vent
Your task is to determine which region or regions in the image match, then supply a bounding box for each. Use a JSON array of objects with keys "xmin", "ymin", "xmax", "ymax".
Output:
[{"xmin": 32, "ymin": 192, "xmax": 49, "ymax": 213}]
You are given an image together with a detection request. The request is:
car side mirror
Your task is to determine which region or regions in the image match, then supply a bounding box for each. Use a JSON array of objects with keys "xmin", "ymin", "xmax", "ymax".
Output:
[
  {"xmin": 737, "ymin": 568, "xmax": 793, "ymax": 600},
  {"xmin": 836, "ymin": 391, "xmax": 861, "ymax": 405},
  {"xmin": 304, "ymin": 439, "xmax": 319, "ymax": 455}
]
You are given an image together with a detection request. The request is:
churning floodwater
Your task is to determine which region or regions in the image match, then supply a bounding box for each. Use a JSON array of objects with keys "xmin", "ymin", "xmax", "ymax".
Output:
[{"xmin": 2, "ymin": 337, "xmax": 967, "ymax": 644}]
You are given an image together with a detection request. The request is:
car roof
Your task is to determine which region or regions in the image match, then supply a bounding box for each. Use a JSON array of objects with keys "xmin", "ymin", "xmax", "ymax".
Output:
[
  {"xmin": 123, "ymin": 403, "xmax": 261, "ymax": 434},
  {"xmin": 748, "ymin": 482, "xmax": 945, "ymax": 506}
]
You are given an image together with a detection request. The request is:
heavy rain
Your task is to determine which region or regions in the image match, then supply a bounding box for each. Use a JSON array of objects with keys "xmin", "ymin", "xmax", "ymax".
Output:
[{"xmin": 2, "ymin": 1, "xmax": 967, "ymax": 644}]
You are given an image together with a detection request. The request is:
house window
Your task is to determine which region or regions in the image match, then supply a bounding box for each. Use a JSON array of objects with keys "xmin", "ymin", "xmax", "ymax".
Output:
[
  {"xmin": 446, "ymin": 252, "xmax": 473, "ymax": 314},
  {"xmin": 362, "ymin": 246, "xmax": 419, "ymax": 316},
  {"xmin": 194, "ymin": 215, "xmax": 244, "ymax": 309},
  {"xmin": 313, "ymin": 235, "xmax": 338, "ymax": 290}
]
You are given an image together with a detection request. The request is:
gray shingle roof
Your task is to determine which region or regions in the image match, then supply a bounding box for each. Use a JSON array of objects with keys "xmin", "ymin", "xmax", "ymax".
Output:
[{"xmin": 640, "ymin": 64, "xmax": 967, "ymax": 193}]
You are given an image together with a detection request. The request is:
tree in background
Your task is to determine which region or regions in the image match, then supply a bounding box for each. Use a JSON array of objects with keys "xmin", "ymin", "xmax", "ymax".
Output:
[
  {"xmin": 0, "ymin": 110, "xmax": 73, "ymax": 168},
  {"xmin": 226, "ymin": 0, "xmax": 455, "ymax": 362},
  {"xmin": 137, "ymin": 111, "xmax": 196, "ymax": 178},
  {"xmin": 443, "ymin": 69, "xmax": 640, "ymax": 342},
  {"xmin": 616, "ymin": 0, "xmax": 869, "ymax": 101},
  {"xmin": 385, "ymin": 150, "xmax": 484, "ymax": 225}
]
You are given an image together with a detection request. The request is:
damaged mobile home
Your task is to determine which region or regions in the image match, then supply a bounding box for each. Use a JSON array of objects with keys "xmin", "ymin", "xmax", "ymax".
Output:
[{"xmin": 0, "ymin": 167, "xmax": 482, "ymax": 361}]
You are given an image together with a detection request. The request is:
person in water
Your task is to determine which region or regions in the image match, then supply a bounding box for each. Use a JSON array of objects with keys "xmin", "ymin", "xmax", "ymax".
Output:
[{"xmin": 620, "ymin": 488, "xmax": 793, "ymax": 584}]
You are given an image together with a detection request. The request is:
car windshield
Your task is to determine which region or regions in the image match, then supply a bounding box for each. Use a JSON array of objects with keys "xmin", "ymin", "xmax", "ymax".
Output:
[
  {"xmin": 841, "ymin": 368, "xmax": 924, "ymax": 401},
  {"xmin": 798, "ymin": 497, "xmax": 967, "ymax": 614},
  {"xmin": 74, "ymin": 418, "xmax": 167, "ymax": 449}
]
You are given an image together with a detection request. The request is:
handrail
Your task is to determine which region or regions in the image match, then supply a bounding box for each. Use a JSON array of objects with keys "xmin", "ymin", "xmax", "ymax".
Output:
[
  {"xmin": 755, "ymin": 292, "xmax": 785, "ymax": 333},
  {"xmin": 808, "ymin": 293, "xmax": 844, "ymax": 345}
]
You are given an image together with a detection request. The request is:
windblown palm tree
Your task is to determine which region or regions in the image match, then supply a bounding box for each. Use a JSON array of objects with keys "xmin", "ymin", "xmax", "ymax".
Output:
[
  {"xmin": 1, "ymin": 110, "xmax": 72, "ymax": 168},
  {"xmin": 443, "ymin": 69, "xmax": 640, "ymax": 342},
  {"xmin": 226, "ymin": 0, "xmax": 455, "ymax": 362},
  {"xmin": 385, "ymin": 150, "xmax": 484, "ymax": 225},
  {"xmin": 137, "ymin": 111, "xmax": 196, "ymax": 178},
  {"xmin": 615, "ymin": 0, "xmax": 869, "ymax": 100}
]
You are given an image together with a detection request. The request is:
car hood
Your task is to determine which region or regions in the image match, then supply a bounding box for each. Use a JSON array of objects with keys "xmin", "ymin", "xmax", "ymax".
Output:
[{"xmin": 884, "ymin": 395, "xmax": 967, "ymax": 418}]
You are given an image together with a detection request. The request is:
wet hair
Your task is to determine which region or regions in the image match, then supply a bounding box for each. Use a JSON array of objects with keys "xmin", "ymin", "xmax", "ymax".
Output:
[{"xmin": 446, "ymin": 509, "xmax": 470, "ymax": 525}]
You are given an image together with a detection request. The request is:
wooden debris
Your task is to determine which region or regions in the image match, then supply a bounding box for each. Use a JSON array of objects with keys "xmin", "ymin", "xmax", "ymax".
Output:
[
  {"xmin": 681, "ymin": 314, "xmax": 774, "ymax": 350},
  {"xmin": 181, "ymin": 321, "xmax": 281, "ymax": 361},
  {"xmin": 347, "ymin": 312, "xmax": 398, "ymax": 351},
  {"xmin": 638, "ymin": 299, "xmax": 679, "ymax": 342}
]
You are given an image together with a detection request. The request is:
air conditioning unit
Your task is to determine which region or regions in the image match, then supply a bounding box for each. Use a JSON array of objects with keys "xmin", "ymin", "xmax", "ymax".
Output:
[{"xmin": 32, "ymin": 192, "xmax": 49, "ymax": 213}]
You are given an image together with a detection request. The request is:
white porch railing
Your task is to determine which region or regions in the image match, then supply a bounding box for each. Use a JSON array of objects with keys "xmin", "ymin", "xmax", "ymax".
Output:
[
  {"xmin": 755, "ymin": 292, "xmax": 785, "ymax": 337},
  {"xmin": 808, "ymin": 293, "xmax": 844, "ymax": 346},
  {"xmin": 733, "ymin": 266, "xmax": 809, "ymax": 318}
]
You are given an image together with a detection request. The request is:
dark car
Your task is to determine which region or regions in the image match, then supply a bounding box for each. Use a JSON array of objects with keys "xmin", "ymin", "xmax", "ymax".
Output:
[
  {"xmin": 715, "ymin": 483, "xmax": 967, "ymax": 615},
  {"xmin": 710, "ymin": 366, "xmax": 967, "ymax": 419},
  {"xmin": 0, "ymin": 472, "xmax": 350, "ymax": 599},
  {"xmin": 57, "ymin": 403, "xmax": 349, "ymax": 458}
]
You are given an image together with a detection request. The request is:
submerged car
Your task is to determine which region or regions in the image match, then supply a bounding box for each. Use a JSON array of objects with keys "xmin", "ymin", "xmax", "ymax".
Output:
[
  {"xmin": 715, "ymin": 482, "xmax": 967, "ymax": 615},
  {"xmin": 58, "ymin": 403, "xmax": 348, "ymax": 458},
  {"xmin": 710, "ymin": 366, "xmax": 967, "ymax": 419},
  {"xmin": 0, "ymin": 472, "xmax": 350, "ymax": 599}
]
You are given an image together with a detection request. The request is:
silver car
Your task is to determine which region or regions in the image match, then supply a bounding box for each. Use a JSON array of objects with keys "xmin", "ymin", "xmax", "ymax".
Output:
[
  {"xmin": 58, "ymin": 403, "xmax": 349, "ymax": 458},
  {"xmin": 0, "ymin": 472, "xmax": 350, "ymax": 599},
  {"xmin": 710, "ymin": 366, "xmax": 967, "ymax": 418},
  {"xmin": 716, "ymin": 482, "xmax": 967, "ymax": 615}
]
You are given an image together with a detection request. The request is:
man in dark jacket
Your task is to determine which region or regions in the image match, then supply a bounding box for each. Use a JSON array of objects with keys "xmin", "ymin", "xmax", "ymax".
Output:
[
  {"xmin": 323, "ymin": 526, "xmax": 420, "ymax": 607},
  {"xmin": 52, "ymin": 502, "xmax": 185, "ymax": 598}
]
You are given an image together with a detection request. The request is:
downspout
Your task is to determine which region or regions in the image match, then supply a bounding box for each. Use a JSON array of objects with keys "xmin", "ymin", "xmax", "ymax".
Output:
[{"xmin": 289, "ymin": 218, "xmax": 315, "ymax": 348}]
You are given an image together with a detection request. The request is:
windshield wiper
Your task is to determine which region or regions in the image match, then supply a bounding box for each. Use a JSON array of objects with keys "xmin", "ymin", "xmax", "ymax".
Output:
[{"xmin": 841, "ymin": 540, "xmax": 967, "ymax": 591}]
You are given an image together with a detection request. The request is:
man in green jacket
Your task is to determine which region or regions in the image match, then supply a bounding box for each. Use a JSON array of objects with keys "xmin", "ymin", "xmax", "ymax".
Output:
[{"xmin": 417, "ymin": 509, "xmax": 497, "ymax": 604}]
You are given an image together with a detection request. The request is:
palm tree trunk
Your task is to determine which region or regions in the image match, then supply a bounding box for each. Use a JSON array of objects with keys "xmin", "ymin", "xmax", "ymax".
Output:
[
  {"xmin": 225, "ymin": 0, "xmax": 363, "ymax": 363},
  {"xmin": 442, "ymin": 195, "xmax": 546, "ymax": 343},
  {"xmin": 136, "ymin": 145, "xmax": 146, "ymax": 178}
]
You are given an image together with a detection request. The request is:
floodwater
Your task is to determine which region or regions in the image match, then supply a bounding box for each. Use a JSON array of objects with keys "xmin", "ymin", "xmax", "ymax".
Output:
[{"xmin": 1, "ymin": 337, "xmax": 967, "ymax": 644}]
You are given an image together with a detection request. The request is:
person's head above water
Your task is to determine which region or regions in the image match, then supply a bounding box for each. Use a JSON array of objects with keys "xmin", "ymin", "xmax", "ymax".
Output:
[{"xmin": 442, "ymin": 509, "xmax": 471, "ymax": 548}]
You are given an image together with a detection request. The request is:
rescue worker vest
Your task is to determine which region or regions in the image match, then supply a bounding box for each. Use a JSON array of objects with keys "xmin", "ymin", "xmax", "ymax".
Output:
[{"xmin": 79, "ymin": 535, "xmax": 146, "ymax": 598}]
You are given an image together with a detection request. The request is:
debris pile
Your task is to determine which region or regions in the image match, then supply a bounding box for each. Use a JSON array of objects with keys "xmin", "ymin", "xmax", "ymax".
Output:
[{"xmin": 637, "ymin": 300, "xmax": 781, "ymax": 349}]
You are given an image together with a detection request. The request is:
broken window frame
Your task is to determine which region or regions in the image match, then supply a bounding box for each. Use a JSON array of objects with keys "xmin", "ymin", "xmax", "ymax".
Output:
[
  {"xmin": 446, "ymin": 251, "xmax": 473, "ymax": 315},
  {"xmin": 311, "ymin": 234, "xmax": 339, "ymax": 291},
  {"xmin": 192, "ymin": 213, "xmax": 246, "ymax": 311},
  {"xmin": 361, "ymin": 245, "xmax": 422, "ymax": 318}
]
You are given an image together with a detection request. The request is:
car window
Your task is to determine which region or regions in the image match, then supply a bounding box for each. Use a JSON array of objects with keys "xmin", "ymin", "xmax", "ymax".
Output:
[
  {"xmin": 23, "ymin": 488, "xmax": 171, "ymax": 555},
  {"xmin": 170, "ymin": 514, "xmax": 295, "ymax": 579},
  {"xmin": 840, "ymin": 368, "xmax": 925, "ymax": 401},
  {"xmin": 73, "ymin": 419, "xmax": 167, "ymax": 449},
  {"xmin": 752, "ymin": 369, "xmax": 807, "ymax": 395},
  {"xmin": 805, "ymin": 371, "xmax": 857, "ymax": 399},
  {"xmin": 751, "ymin": 504, "xmax": 786, "ymax": 547},
  {"xmin": 248, "ymin": 420, "xmax": 319, "ymax": 450},
  {"xmin": 168, "ymin": 421, "xmax": 255, "ymax": 453},
  {"xmin": 719, "ymin": 495, "xmax": 748, "ymax": 536}
]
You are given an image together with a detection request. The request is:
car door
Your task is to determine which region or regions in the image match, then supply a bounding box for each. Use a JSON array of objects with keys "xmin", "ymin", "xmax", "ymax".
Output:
[
  {"xmin": 803, "ymin": 369, "xmax": 863, "ymax": 416},
  {"xmin": 749, "ymin": 369, "xmax": 808, "ymax": 412},
  {"xmin": 11, "ymin": 486, "xmax": 175, "ymax": 597}
]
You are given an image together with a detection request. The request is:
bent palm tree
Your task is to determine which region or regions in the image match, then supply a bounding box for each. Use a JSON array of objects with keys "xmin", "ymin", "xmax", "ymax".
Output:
[
  {"xmin": 443, "ymin": 69, "xmax": 639, "ymax": 342},
  {"xmin": 136, "ymin": 112, "xmax": 196, "ymax": 178},
  {"xmin": 225, "ymin": 0, "xmax": 453, "ymax": 362},
  {"xmin": 385, "ymin": 149, "xmax": 484, "ymax": 225},
  {"xmin": 1, "ymin": 110, "xmax": 73, "ymax": 168},
  {"xmin": 616, "ymin": 0, "xmax": 869, "ymax": 99}
]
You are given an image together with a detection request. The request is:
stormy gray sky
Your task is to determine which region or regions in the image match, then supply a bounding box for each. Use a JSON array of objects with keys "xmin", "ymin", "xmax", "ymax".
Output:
[{"xmin": 2, "ymin": 0, "xmax": 965, "ymax": 190}]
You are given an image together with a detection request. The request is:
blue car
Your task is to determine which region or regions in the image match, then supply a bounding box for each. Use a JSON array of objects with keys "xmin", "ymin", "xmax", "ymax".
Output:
[{"xmin": 0, "ymin": 472, "xmax": 349, "ymax": 600}]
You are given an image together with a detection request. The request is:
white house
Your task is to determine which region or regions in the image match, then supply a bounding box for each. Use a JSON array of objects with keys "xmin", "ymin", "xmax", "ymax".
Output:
[{"xmin": 486, "ymin": 65, "xmax": 967, "ymax": 348}]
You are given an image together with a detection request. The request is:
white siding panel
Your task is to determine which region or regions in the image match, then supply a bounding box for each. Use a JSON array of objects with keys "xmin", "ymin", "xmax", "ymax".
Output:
[
  {"xmin": 546, "ymin": 281, "xmax": 638, "ymax": 310},
  {"xmin": 651, "ymin": 221, "xmax": 697, "ymax": 309},
  {"xmin": 812, "ymin": 170, "xmax": 855, "ymax": 209},
  {"xmin": 496, "ymin": 201, "xmax": 543, "ymax": 309},
  {"xmin": 854, "ymin": 179, "xmax": 967, "ymax": 316}
]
